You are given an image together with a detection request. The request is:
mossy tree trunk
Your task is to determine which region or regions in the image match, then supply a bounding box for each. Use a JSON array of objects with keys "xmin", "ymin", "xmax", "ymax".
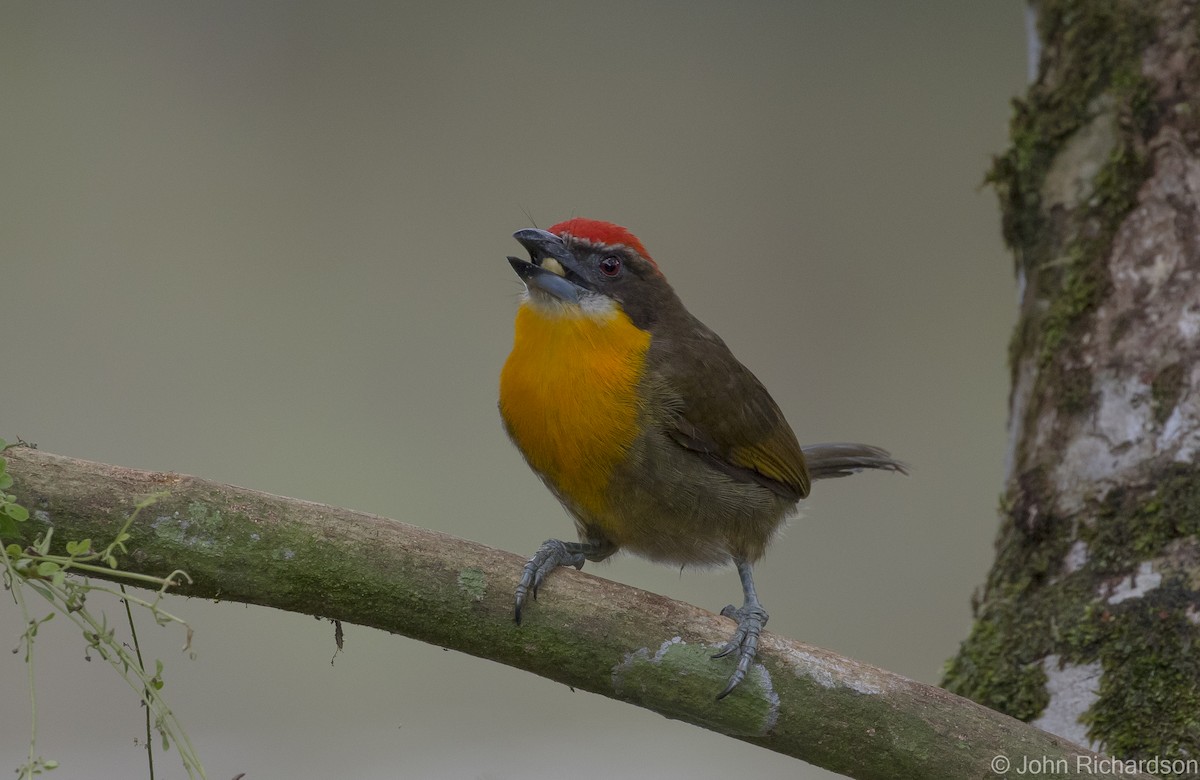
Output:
[{"xmin": 943, "ymin": 0, "xmax": 1200, "ymax": 768}]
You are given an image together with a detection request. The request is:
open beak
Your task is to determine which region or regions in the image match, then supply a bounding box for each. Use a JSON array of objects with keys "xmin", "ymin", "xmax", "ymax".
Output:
[{"xmin": 508, "ymin": 228, "xmax": 589, "ymax": 303}]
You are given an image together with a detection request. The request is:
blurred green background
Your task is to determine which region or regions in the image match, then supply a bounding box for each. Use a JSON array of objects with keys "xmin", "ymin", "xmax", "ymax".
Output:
[{"xmin": 2, "ymin": 2, "xmax": 1025, "ymax": 778}]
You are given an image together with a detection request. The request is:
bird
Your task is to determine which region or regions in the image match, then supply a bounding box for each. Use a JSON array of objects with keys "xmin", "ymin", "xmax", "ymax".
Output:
[{"xmin": 498, "ymin": 217, "xmax": 905, "ymax": 698}]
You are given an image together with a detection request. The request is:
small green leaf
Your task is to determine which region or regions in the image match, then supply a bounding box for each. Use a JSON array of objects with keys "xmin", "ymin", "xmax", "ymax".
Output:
[
  {"xmin": 42, "ymin": 760, "xmax": 58, "ymax": 769},
  {"xmin": 6, "ymin": 543, "xmax": 22, "ymax": 557},
  {"xmin": 4, "ymin": 503, "xmax": 30, "ymax": 522},
  {"xmin": 0, "ymin": 515, "xmax": 18, "ymax": 538},
  {"xmin": 36, "ymin": 561, "xmax": 60, "ymax": 577},
  {"xmin": 50, "ymin": 571, "xmax": 65, "ymax": 588},
  {"xmin": 65, "ymin": 539, "xmax": 91, "ymax": 556},
  {"xmin": 0, "ymin": 473, "xmax": 12, "ymax": 489}
]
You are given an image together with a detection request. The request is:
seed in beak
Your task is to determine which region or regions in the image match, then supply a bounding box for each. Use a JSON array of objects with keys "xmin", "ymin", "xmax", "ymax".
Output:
[{"xmin": 541, "ymin": 257, "xmax": 567, "ymax": 277}]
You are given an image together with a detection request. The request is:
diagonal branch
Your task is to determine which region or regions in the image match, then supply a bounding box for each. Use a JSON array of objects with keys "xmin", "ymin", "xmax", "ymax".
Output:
[{"xmin": 4, "ymin": 448, "xmax": 1151, "ymax": 780}]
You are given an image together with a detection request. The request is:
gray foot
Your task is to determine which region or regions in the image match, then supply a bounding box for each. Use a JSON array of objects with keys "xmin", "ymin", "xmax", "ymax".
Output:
[
  {"xmin": 514, "ymin": 539, "xmax": 587, "ymax": 624},
  {"xmin": 712, "ymin": 602, "xmax": 769, "ymax": 699}
]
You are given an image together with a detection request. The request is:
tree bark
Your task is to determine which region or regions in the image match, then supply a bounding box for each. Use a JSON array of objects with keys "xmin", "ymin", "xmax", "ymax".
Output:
[
  {"xmin": 5, "ymin": 447, "xmax": 1150, "ymax": 780},
  {"xmin": 943, "ymin": 0, "xmax": 1200, "ymax": 769}
]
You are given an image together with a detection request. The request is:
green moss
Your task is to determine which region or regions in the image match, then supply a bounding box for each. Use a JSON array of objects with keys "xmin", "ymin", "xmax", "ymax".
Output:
[
  {"xmin": 1058, "ymin": 600, "xmax": 1108, "ymax": 660},
  {"xmin": 1082, "ymin": 579, "xmax": 1200, "ymax": 770},
  {"xmin": 1091, "ymin": 133, "xmax": 1152, "ymax": 225},
  {"xmin": 456, "ymin": 567, "xmax": 487, "ymax": 602},
  {"xmin": 1030, "ymin": 132, "xmax": 1150, "ymax": 415},
  {"xmin": 941, "ymin": 599, "xmax": 1051, "ymax": 721},
  {"xmin": 150, "ymin": 501, "xmax": 237, "ymax": 555},
  {"xmin": 990, "ymin": 467, "xmax": 1075, "ymax": 593},
  {"xmin": 943, "ymin": 506, "xmax": 1075, "ymax": 721},
  {"xmin": 1036, "ymin": 246, "xmax": 1104, "ymax": 369},
  {"xmin": 949, "ymin": 464, "xmax": 1200, "ymax": 771},
  {"xmin": 1049, "ymin": 365, "xmax": 1095, "ymax": 415},
  {"xmin": 1081, "ymin": 467, "xmax": 1200, "ymax": 573},
  {"xmin": 990, "ymin": 0, "xmax": 1157, "ymax": 264},
  {"xmin": 1151, "ymin": 362, "xmax": 1186, "ymax": 426},
  {"xmin": 991, "ymin": 0, "xmax": 1158, "ymax": 418}
]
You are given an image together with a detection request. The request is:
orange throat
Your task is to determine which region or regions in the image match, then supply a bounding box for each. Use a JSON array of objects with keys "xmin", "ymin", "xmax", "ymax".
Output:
[{"xmin": 499, "ymin": 300, "xmax": 651, "ymax": 519}]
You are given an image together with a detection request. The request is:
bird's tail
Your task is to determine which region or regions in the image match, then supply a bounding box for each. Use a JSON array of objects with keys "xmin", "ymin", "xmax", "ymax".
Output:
[{"xmin": 802, "ymin": 443, "xmax": 908, "ymax": 481}]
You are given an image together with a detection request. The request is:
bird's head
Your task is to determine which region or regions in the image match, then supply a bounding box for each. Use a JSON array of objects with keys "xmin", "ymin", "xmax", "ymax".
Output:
[{"xmin": 507, "ymin": 218, "xmax": 676, "ymax": 328}]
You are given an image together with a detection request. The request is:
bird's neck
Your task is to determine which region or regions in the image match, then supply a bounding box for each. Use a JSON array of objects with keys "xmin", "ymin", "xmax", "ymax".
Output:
[{"xmin": 499, "ymin": 301, "xmax": 651, "ymax": 517}]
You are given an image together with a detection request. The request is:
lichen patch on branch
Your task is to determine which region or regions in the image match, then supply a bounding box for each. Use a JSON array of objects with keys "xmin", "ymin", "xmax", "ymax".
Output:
[{"xmin": 771, "ymin": 641, "xmax": 891, "ymax": 696}]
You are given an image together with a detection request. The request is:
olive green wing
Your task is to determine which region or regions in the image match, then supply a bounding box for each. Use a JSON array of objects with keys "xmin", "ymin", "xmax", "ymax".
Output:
[{"xmin": 652, "ymin": 316, "xmax": 810, "ymax": 500}]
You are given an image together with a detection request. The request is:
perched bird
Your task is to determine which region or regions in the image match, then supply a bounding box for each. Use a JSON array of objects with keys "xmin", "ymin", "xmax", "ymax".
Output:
[{"xmin": 499, "ymin": 218, "xmax": 905, "ymax": 697}]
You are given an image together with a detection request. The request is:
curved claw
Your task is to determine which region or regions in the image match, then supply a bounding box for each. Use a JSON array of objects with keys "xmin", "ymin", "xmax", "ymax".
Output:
[
  {"xmin": 711, "ymin": 605, "xmax": 744, "ymax": 659},
  {"xmin": 514, "ymin": 539, "xmax": 587, "ymax": 624},
  {"xmin": 713, "ymin": 605, "xmax": 769, "ymax": 699}
]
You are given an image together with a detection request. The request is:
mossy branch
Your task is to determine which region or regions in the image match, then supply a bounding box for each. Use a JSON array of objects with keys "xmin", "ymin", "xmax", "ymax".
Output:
[{"xmin": 4, "ymin": 448, "xmax": 1151, "ymax": 780}]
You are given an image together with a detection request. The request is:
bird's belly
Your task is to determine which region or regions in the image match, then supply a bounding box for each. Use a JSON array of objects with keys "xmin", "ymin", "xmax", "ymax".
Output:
[
  {"xmin": 606, "ymin": 434, "xmax": 798, "ymax": 565},
  {"xmin": 499, "ymin": 303, "xmax": 650, "ymax": 526}
]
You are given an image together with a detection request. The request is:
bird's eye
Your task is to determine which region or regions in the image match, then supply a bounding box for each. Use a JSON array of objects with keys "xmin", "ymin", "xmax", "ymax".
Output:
[{"xmin": 599, "ymin": 255, "xmax": 622, "ymax": 277}]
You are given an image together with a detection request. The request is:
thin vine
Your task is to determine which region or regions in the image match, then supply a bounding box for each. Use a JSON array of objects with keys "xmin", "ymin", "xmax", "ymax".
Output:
[{"xmin": 1, "ymin": 439, "xmax": 205, "ymax": 779}]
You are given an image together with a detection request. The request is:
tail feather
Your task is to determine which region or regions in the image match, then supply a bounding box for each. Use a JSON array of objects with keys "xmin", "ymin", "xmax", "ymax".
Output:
[{"xmin": 802, "ymin": 443, "xmax": 908, "ymax": 481}]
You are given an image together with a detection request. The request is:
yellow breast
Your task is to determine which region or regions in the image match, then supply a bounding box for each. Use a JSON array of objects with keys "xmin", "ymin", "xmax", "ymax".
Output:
[{"xmin": 499, "ymin": 302, "xmax": 651, "ymax": 520}]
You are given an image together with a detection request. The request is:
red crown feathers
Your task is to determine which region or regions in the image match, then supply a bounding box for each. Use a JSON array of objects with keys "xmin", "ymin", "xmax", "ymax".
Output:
[{"xmin": 549, "ymin": 218, "xmax": 657, "ymax": 269}]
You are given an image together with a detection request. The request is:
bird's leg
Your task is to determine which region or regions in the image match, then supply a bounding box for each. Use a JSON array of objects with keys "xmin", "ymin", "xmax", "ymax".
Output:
[
  {"xmin": 713, "ymin": 558, "xmax": 769, "ymax": 699},
  {"xmin": 514, "ymin": 539, "xmax": 610, "ymax": 623}
]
